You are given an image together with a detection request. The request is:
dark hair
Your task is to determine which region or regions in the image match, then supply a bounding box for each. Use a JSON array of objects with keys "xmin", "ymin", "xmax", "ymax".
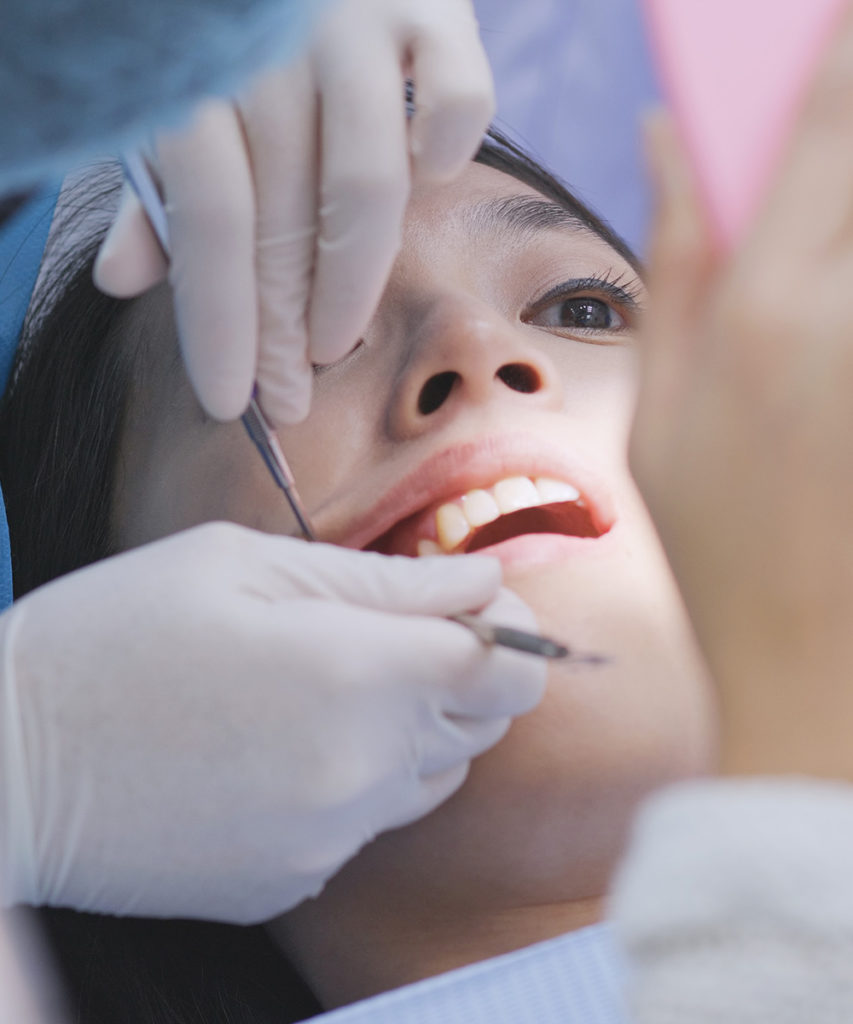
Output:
[
  {"xmin": 0, "ymin": 129, "xmax": 638, "ymax": 1023},
  {"xmin": 25, "ymin": 908, "xmax": 321, "ymax": 1024},
  {"xmin": 0, "ymin": 166, "xmax": 136, "ymax": 597}
]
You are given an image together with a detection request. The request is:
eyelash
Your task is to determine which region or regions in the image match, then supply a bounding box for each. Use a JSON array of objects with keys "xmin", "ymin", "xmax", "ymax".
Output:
[{"xmin": 523, "ymin": 269, "xmax": 644, "ymax": 339}]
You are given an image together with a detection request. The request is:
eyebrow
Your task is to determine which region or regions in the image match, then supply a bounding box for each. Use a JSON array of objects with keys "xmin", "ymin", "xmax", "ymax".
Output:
[{"xmin": 465, "ymin": 194, "xmax": 591, "ymax": 241}]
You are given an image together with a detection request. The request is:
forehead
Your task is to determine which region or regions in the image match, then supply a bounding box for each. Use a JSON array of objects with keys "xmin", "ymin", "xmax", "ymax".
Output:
[{"xmin": 403, "ymin": 162, "xmax": 629, "ymax": 269}]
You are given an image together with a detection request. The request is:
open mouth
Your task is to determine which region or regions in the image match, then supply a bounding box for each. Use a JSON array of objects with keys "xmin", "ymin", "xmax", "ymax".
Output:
[{"xmin": 365, "ymin": 474, "xmax": 608, "ymax": 557}]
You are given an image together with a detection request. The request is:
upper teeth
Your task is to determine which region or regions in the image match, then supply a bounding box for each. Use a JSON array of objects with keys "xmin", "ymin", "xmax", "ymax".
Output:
[{"xmin": 419, "ymin": 476, "xmax": 582, "ymax": 555}]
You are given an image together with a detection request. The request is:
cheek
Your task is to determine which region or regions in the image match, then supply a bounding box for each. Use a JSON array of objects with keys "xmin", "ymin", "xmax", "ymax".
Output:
[
  {"xmin": 551, "ymin": 342, "xmax": 639, "ymax": 448},
  {"xmin": 116, "ymin": 421, "xmax": 295, "ymax": 547},
  {"xmin": 280, "ymin": 371, "xmax": 387, "ymax": 508},
  {"xmin": 117, "ymin": 364, "xmax": 388, "ymax": 549}
]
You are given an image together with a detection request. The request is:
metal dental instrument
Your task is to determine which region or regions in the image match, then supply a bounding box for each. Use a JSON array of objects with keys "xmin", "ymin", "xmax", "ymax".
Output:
[
  {"xmin": 240, "ymin": 391, "xmax": 316, "ymax": 540},
  {"xmin": 448, "ymin": 614, "xmax": 608, "ymax": 665},
  {"xmin": 121, "ymin": 153, "xmax": 599, "ymax": 661},
  {"xmin": 121, "ymin": 152, "xmax": 317, "ymax": 541}
]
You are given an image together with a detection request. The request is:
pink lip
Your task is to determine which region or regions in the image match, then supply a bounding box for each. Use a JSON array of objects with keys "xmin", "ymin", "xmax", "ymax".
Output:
[
  {"xmin": 464, "ymin": 529, "xmax": 618, "ymax": 572},
  {"xmin": 324, "ymin": 433, "xmax": 617, "ymax": 552}
]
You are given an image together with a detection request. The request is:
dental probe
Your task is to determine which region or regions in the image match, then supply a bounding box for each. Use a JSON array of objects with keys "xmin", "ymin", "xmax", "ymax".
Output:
[
  {"xmin": 240, "ymin": 391, "xmax": 317, "ymax": 540},
  {"xmin": 448, "ymin": 614, "xmax": 608, "ymax": 664},
  {"xmin": 121, "ymin": 152, "xmax": 317, "ymax": 541}
]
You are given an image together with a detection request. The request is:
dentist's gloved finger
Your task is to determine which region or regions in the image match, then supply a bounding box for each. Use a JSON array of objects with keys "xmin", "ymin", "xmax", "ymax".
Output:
[
  {"xmin": 442, "ymin": 587, "xmax": 548, "ymax": 717},
  {"xmin": 251, "ymin": 535, "xmax": 502, "ymax": 614},
  {"xmin": 407, "ymin": 8, "xmax": 495, "ymax": 181},
  {"xmin": 94, "ymin": 184, "xmax": 169, "ymax": 297},
  {"xmin": 478, "ymin": 585, "xmax": 542, "ymax": 631},
  {"xmin": 239, "ymin": 60, "xmax": 319, "ymax": 425},
  {"xmin": 156, "ymin": 100, "xmax": 257, "ymax": 421},
  {"xmin": 343, "ymin": 553, "xmax": 501, "ymax": 616},
  {"xmin": 370, "ymin": 610, "xmax": 542, "ymax": 720},
  {"xmin": 380, "ymin": 715, "xmax": 512, "ymax": 834},
  {"xmin": 443, "ymin": 643, "xmax": 547, "ymax": 718},
  {"xmin": 255, "ymin": 329, "xmax": 313, "ymax": 425},
  {"xmin": 374, "ymin": 761, "xmax": 471, "ymax": 833},
  {"xmin": 418, "ymin": 712, "xmax": 511, "ymax": 776},
  {"xmin": 307, "ymin": 40, "xmax": 410, "ymax": 364}
]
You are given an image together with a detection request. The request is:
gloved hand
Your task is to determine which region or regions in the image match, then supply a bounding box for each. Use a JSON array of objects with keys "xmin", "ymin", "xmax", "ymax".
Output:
[
  {"xmin": 93, "ymin": 0, "xmax": 494, "ymax": 424},
  {"xmin": 0, "ymin": 909, "xmax": 59, "ymax": 1022},
  {"xmin": 630, "ymin": 3, "xmax": 853, "ymax": 783},
  {"xmin": 0, "ymin": 523, "xmax": 545, "ymax": 923}
]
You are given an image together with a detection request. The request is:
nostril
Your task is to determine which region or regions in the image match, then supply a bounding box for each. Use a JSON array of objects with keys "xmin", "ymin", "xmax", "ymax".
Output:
[
  {"xmin": 496, "ymin": 363, "xmax": 541, "ymax": 394},
  {"xmin": 418, "ymin": 371, "xmax": 459, "ymax": 415}
]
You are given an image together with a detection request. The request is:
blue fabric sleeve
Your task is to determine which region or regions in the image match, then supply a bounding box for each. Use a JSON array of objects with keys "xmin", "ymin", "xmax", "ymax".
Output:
[
  {"xmin": 1, "ymin": 0, "xmax": 333, "ymax": 195},
  {"xmin": 0, "ymin": 188, "xmax": 58, "ymax": 608}
]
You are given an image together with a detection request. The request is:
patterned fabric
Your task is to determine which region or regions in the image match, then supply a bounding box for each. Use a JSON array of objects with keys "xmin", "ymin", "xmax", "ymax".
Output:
[{"xmin": 306, "ymin": 924, "xmax": 631, "ymax": 1024}]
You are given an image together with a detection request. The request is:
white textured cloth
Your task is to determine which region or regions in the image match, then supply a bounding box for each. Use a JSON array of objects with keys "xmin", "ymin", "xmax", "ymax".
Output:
[
  {"xmin": 0, "ymin": 0, "xmax": 333, "ymax": 193},
  {"xmin": 609, "ymin": 777, "xmax": 853, "ymax": 1023},
  {"xmin": 307, "ymin": 923, "xmax": 630, "ymax": 1023}
]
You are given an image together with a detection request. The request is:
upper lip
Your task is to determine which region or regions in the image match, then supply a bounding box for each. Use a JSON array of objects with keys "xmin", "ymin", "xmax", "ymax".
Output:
[{"xmin": 320, "ymin": 433, "xmax": 616, "ymax": 551}]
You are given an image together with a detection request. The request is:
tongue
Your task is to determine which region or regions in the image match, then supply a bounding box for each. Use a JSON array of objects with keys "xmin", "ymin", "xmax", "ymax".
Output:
[{"xmin": 463, "ymin": 501, "xmax": 600, "ymax": 553}]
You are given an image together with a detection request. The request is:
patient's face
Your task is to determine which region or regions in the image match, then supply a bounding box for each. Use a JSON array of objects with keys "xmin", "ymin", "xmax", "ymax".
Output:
[{"xmin": 115, "ymin": 162, "xmax": 712, "ymax": 919}]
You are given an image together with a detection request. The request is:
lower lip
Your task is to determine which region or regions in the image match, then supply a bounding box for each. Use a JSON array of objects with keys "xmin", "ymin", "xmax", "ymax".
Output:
[{"xmin": 466, "ymin": 530, "xmax": 614, "ymax": 570}]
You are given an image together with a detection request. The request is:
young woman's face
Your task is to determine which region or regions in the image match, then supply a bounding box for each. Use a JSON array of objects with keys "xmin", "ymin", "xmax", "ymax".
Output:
[{"xmin": 115, "ymin": 161, "xmax": 713, "ymax": 915}]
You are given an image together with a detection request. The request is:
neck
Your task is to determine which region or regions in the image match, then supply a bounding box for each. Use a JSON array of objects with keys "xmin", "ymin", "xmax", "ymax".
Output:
[{"xmin": 269, "ymin": 888, "xmax": 604, "ymax": 1010}]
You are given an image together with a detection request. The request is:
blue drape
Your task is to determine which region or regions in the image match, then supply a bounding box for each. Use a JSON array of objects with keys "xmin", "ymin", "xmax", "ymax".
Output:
[
  {"xmin": 475, "ymin": 0, "xmax": 659, "ymax": 253},
  {"xmin": 0, "ymin": 188, "xmax": 59, "ymax": 607}
]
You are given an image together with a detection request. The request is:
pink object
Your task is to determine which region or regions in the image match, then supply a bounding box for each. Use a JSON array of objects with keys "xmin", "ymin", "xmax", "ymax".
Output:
[{"xmin": 642, "ymin": 0, "xmax": 847, "ymax": 249}]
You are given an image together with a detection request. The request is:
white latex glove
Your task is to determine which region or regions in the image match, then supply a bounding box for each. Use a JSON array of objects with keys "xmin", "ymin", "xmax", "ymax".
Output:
[
  {"xmin": 0, "ymin": 523, "xmax": 545, "ymax": 924},
  {"xmin": 93, "ymin": 0, "xmax": 494, "ymax": 424},
  {"xmin": 0, "ymin": 908, "xmax": 63, "ymax": 1023}
]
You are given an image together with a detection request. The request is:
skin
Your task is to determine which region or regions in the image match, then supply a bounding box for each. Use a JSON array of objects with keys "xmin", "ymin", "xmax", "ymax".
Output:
[
  {"xmin": 635, "ymin": 72, "xmax": 853, "ymax": 782},
  {"xmin": 112, "ymin": 162, "xmax": 714, "ymax": 1008}
]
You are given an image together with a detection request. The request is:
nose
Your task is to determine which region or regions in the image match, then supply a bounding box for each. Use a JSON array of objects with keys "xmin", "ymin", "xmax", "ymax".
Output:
[{"xmin": 387, "ymin": 295, "xmax": 563, "ymax": 438}]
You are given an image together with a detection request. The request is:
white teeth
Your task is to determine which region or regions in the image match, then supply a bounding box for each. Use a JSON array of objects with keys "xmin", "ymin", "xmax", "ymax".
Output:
[
  {"xmin": 436, "ymin": 503, "xmax": 471, "ymax": 552},
  {"xmin": 493, "ymin": 476, "xmax": 541, "ymax": 514},
  {"xmin": 461, "ymin": 489, "xmax": 501, "ymax": 527},
  {"xmin": 535, "ymin": 477, "xmax": 580, "ymax": 503},
  {"xmin": 428, "ymin": 474, "xmax": 586, "ymax": 554}
]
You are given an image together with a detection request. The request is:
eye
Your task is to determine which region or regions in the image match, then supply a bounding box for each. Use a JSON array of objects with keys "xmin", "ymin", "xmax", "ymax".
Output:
[
  {"xmin": 535, "ymin": 296, "xmax": 624, "ymax": 331},
  {"xmin": 524, "ymin": 273, "xmax": 642, "ymax": 339}
]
